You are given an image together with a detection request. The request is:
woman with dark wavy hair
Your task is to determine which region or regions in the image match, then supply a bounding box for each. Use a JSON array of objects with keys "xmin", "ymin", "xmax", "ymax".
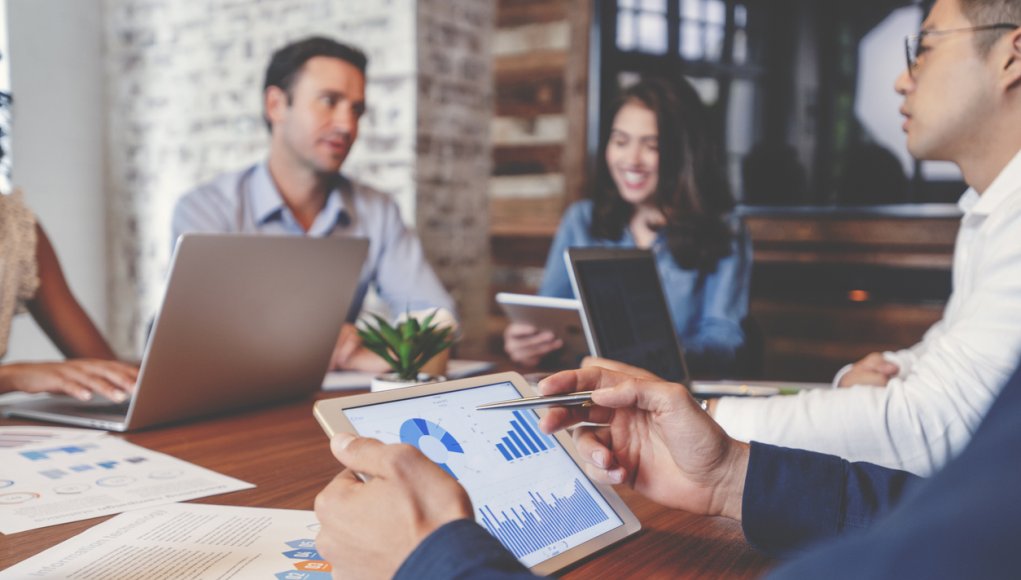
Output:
[{"xmin": 504, "ymin": 77, "xmax": 751, "ymax": 376}]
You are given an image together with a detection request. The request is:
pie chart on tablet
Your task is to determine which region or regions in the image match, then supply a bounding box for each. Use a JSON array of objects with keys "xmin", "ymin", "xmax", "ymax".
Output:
[{"xmin": 399, "ymin": 418, "xmax": 464, "ymax": 479}]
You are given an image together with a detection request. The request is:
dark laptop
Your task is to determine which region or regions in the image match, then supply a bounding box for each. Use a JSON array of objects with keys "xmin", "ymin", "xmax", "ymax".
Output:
[{"xmin": 565, "ymin": 247, "xmax": 690, "ymax": 384}]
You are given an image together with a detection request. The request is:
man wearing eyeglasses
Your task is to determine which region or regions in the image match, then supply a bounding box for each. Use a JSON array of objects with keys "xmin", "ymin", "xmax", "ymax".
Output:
[
  {"xmin": 703, "ymin": 0, "xmax": 1021, "ymax": 477},
  {"xmin": 309, "ymin": 0, "xmax": 1021, "ymax": 578}
]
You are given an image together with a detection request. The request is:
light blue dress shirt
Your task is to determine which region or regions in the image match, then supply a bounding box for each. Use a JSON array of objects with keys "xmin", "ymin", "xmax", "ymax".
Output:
[
  {"xmin": 539, "ymin": 200, "xmax": 751, "ymax": 375},
  {"xmin": 171, "ymin": 162, "xmax": 456, "ymax": 322}
]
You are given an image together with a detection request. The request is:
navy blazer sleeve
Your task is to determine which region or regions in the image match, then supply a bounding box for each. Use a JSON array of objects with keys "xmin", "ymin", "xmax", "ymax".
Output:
[
  {"xmin": 742, "ymin": 442, "xmax": 919, "ymax": 557},
  {"xmin": 395, "ymin": 444, "xmax": 920, "ymax": 578},
  {"xmin": 766, "ymin": 359, "xmax": 1021, "ymax": 579},
  {"xmin": 396, "ymin": 361, "xmax": 1021, "ymax": 578}
]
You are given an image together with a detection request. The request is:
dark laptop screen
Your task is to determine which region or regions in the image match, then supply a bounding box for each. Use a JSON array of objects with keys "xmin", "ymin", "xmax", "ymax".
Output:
[{"xmin": 569, "ymin": 249, "xmax": 689, "ymax": 384}]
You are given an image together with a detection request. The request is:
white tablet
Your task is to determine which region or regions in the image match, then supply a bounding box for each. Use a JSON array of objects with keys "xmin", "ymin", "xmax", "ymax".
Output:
[
  {"xmin": 313, "ymin": 372, "xmax": 641, "ymax": 575},
  {"xmin": 496, "ymin": 293, "xmax": 589, "ymax": 365}
]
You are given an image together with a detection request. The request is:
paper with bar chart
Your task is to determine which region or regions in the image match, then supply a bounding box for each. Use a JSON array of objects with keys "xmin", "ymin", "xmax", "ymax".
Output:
[
  {"xmin": 342, "ymin": 381, "xmax": 624, "ymax": 567},
  {"xmin": 0, "ymin": 435, "xmax": 253, "ymax": 534}
]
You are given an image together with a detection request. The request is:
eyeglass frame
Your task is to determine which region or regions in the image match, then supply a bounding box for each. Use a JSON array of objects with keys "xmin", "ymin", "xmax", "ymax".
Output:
[{"xmin": 904, "ymin": 23, "xmax": 1019, "ymax": 78}]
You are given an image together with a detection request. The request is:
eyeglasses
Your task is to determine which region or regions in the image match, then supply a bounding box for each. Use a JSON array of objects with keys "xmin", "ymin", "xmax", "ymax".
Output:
[{"xmin": 905, "ymin": 23, "xmax": 1018, "ymax": 78}]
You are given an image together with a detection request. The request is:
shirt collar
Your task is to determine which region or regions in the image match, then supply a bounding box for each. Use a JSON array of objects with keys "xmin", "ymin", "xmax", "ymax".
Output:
[
  {"xmin": 317, "ymin": 181, "xmax": 352, "ymax": 233},
  {"xmin": 964, "ymin": 147, "xmax": 1021, "ymax": 217},
  {"xmin": 250, "ymin": 163, "xmax": 287, "ymax": 225},
  {"xmin": 249, "ymin": 162, "xmax": 351, "ymax": 231}
]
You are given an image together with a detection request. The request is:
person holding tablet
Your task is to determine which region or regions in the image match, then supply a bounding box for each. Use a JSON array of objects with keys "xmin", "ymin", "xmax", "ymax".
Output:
[
  {"xmin": 0, "ymin": 191, "xmax": 137, "ymax": 400},
  {"xmin": 503, "ymin": 77, "xmax": 751, "ymax": 376},
  {"xmin": 314, "ymin": 360, "xmax": 1021, "ymax": 578}
]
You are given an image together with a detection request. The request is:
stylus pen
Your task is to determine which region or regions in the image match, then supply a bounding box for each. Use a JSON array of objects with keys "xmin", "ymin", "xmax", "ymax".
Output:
[{"xmin": 476, "ymin": 391, "xmax": 595, "ymax": 411}]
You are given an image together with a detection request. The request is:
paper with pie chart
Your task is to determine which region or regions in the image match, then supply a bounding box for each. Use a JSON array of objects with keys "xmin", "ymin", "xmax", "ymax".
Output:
[
  {"xmin": 343, "ymin": 381, "xmax": 625, "ymax": 568},
  {"xmin": 0, "ymin": 435, "xmax": 252, "ymax": 534}
]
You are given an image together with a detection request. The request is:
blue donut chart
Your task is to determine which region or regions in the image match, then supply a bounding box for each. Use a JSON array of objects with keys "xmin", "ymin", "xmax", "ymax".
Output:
[{"xmin": 399, "ymin": 418, "xmax": 464, "ymax": 479}]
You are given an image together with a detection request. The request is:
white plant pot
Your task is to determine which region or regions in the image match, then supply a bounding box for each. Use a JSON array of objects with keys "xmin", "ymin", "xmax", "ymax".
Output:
[{"xmin": 370, "ymin": 372, "xmax": 446, "ymax": 392}]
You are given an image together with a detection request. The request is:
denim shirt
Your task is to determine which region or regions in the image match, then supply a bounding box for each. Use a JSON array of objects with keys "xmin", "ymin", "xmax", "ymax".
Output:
[{"xmin": 539, "ymin": 200, "xmax": 751, "ymax": 376}]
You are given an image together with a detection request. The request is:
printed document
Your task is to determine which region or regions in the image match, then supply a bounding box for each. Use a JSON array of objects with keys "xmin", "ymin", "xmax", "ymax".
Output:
[
  {"xmin": 0, "ymin": 435, "xmax": 252, "ymax": 534},
  {"xmin": 0, "ymin": 503, "xmax": 326, "ymax": 579}
]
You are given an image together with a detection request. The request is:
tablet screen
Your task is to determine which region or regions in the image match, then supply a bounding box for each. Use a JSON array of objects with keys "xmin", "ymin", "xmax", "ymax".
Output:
[{"xmin": 342, "ymin": 381, "xmax": 625, "ymax": 567}]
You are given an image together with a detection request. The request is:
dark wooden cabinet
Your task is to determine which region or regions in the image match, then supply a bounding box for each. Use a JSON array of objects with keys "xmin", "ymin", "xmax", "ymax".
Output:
[{"xmin": 741, "ymin": 208, "xmax": 959, "ymax": 380}]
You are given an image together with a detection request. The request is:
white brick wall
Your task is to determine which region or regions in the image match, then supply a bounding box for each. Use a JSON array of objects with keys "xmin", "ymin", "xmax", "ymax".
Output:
[{"xmin": 416, "ymin": 0, "xmax": 493, "ymax": 354}]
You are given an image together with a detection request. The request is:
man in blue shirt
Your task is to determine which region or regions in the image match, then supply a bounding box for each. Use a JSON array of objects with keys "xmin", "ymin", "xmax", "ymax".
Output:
[{"xmin": 172, "ymin": 37, "xmax": 455, "ymax": 372}]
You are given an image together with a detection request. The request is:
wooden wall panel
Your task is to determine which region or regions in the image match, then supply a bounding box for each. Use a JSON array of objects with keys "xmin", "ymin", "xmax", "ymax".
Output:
[
  {"xmin": 493, "ymin": 145, "xmax": 563, "ymax": 176},
  {"xmin": 490, "ymin": 0, "xmax": 582, "ymax": 236},
  {"xmin": 496, "ymin": 0, "xmax": 569, "ymax": 28},
  {"xmin": 494, "ymin": 77, "xmax": 565, "ymax": 117},
  {"xmin": 486, "ymin": 0, "xmax": 589, "ymax": 356}
]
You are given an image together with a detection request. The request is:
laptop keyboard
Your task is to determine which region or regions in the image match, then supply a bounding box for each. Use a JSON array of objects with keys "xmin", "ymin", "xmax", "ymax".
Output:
[
  {"xmin": 57, "ymin": 397, "xmax": 131, "ymax": 414},
  {"xmin": 82, "ymin": 400, "xmax": 131, "ymax": 413}
]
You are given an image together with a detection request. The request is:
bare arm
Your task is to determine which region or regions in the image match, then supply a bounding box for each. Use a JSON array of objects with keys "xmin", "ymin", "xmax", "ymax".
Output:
[
  {"xmin": 25, "ymin": 225, "xmax": 116, "ymax": 359},
  {"xmin": 0, "ymin": 225, "xmax": 137, "ymax": 399}
]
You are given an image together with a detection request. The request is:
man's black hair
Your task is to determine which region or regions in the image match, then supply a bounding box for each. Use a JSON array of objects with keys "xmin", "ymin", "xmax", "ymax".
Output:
[{"xmin": 262, "ymin": 36, "xmax": 368, "ymax": 130}]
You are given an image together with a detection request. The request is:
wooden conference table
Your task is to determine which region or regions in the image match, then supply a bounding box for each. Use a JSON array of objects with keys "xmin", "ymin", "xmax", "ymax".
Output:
[{"xmin": 0, "ymin": 390, "xmax": 775, "ymax": 578}]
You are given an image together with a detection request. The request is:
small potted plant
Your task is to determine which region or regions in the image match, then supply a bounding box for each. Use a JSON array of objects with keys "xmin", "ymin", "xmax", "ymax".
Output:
[{"xmin": 358, "ymin": 309, "xmax": 455, "ymax": 391}]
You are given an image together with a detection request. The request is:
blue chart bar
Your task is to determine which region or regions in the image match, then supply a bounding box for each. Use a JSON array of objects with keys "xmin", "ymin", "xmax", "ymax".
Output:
[
  {"xmin": 495, "ymin": 410, "xmax": 558, "ymax": 461},
  {"xmin": 20, "ymin": 444, "xmax": 95, "ymax": 461},
  {"xmin": 40, "ymin": 469, "xmax": 66, "ymax": 480},
  {"xmin": 478, "ymin": 478, "xmax": 610, "ymax": 559}
]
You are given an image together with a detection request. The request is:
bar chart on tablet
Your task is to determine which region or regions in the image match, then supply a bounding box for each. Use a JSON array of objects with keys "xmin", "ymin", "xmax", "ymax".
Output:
[
  {"xmin": 495, "ymin": 410, "xmax": 557, "ymax": 461},
  {"xmin": 343, "ymin": 382, "xmax": 625, "ymax": 566},
  {"xmin": 479, "ymin": 478, "xmax": 610, "ymax": 559}
]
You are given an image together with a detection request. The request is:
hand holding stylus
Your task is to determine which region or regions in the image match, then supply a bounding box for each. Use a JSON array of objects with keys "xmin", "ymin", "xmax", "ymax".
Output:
[{"xmin": 535, "ymin": 367, "xmax": 749, "ymax": 521}]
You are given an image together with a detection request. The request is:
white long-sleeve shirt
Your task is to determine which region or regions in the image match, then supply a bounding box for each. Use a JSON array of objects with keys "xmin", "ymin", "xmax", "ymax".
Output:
[{"xmin": 714, "ymin": 148, "xmax": 1021, "ymax": 475}]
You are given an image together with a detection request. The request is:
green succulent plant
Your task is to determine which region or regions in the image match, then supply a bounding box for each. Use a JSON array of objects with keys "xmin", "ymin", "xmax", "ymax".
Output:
[{"xmin": 357, "ymin": 310, "xmax": 455, "ymax": 381}]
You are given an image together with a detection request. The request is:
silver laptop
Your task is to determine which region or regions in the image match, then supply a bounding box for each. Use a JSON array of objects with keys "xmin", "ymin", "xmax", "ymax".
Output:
[{"xmin": 3, "ymin": 234, "xmax": 368, "ymax": 431}]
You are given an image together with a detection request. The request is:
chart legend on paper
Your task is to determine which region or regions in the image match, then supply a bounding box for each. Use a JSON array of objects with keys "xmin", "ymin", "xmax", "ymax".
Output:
[{"xmin": 495, "ymin": 410, "xmax": 557, "ymax": 461}]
